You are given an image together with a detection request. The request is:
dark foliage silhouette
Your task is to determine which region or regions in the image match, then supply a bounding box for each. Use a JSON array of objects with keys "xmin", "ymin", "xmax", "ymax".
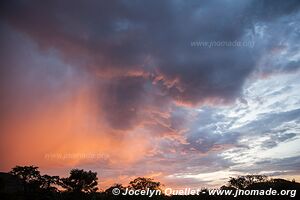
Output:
[
  {"xmin": 60, "ymin": 169, "xmax": 98, "ymax": 193},
  {"xmin": 228, "ymin": 175, "xmax": 268, "ymax": 189},
  {"xmin": 10, "ymin": 166, "xmax": 40, "ymax": 183},
  {"xmin": 10, "ymin": 165, "xmax": 41, "ymax": 193},
  {"xmin": 39, "ymin": 175, "xmax": 60, "ymax": 192},
  {"xmin": 1, "ymin": 165, "xmax": 299, "ymax": 200},
  {"xmin": 129, "ymin": 177, "xmax": 161, "ymax": 191}
]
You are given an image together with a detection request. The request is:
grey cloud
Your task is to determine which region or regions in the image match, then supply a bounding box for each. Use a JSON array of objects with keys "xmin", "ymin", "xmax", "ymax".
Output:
[
  {"xmin": 101, "ymin": 76, "xmax": 148, "ymax": 130},
  {"xmin": 262, "ymin": 132, "xmax": 297, "ymax": 149},
  {"xmin": 183, "ymin": 105, "xmax": 300, "ymax": 155},
  {"xmin": 1, "ymin": 0, "xmax": 300, "ymax": 187},
  {"xmin": 2, "ymin": 0, "xmax": 299, "ymax": 130},
  {"xmin": 253, "ymin": 10, "xmax": 300, "ymax": 75},
  {"xmin": 237, "ymin": 108, "xmax": 300, "ymax": 134},
  {"xmin": 184, "ymin": 107, "xmax": 240, "ymax": 153},
  {"xmin": 255, "ymin": 156, "xmax": 300, "ymax": 173},
  {"xmin": 250, "ymin": 0, "xmax": 300, "ymax": 21}
]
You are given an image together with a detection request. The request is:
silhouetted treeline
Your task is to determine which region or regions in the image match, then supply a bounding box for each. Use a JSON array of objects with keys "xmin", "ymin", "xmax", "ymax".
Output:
[{"xmin": 0, "ymin": 165, "xmax": 299, "ymax": 200}]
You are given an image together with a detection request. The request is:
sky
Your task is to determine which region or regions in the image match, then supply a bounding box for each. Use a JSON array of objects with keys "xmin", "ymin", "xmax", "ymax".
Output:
[{"xmin": 0, "ymin": 0, "xmax": 300, "ymax": 190}]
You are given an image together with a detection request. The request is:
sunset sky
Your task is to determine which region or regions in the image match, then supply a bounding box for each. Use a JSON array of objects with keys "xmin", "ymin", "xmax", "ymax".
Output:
[{"xmin": 1, "ymin": 0, "xmax": 300, "ymax": 189}]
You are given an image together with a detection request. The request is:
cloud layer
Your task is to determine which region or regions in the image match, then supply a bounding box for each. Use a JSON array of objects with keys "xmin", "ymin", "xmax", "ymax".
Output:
[{"xmin": 1, "ymin": 0, "xmax": 300, "ymax": 188}]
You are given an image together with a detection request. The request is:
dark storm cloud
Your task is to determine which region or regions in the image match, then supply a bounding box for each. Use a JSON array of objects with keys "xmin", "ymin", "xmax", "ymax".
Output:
[
  {"xmin": 1, "ymin": 0, "xmax": 300, "ymax": 129},
  {"xmin": 249, "ymin": 0, "xmax": 300, "ymax": 21},
  {"xmin": 0, "ymin": 24, "xmax": 86, "ymax": 119},
  {"xmin": 101, "ymin": 76, "xmax": 147, "ymax": 130}
]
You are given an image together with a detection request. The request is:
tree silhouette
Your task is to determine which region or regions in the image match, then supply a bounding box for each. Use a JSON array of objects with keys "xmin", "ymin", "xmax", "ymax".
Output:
[
  {"xmin": 10, "ymin": 165, "xmax": 41, "ymax": 193},
  {"xmin": 60, "ymin": 169, "xmax": 98, "ymax": 193},
  {"xmin": 129, "ymin": 177, "xmax": 161, "ymax": 190},
  {"xmin": 39, "ymin": 175, "xmax": 60, "ymax": 192},
  {"xmin": 220, "ymin": 185, "xmax": 236, "ymax": 191},
  {"xmin": 10, "ymin": 165, "xmax": 41, "ymax": 183},
  {"xmin": 228, "ymin": 175, "xmax": 268, "ymax": 189},
  {"xmin": 3, "ymin": 166, "xmax": 299, "ymax": 199}
]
